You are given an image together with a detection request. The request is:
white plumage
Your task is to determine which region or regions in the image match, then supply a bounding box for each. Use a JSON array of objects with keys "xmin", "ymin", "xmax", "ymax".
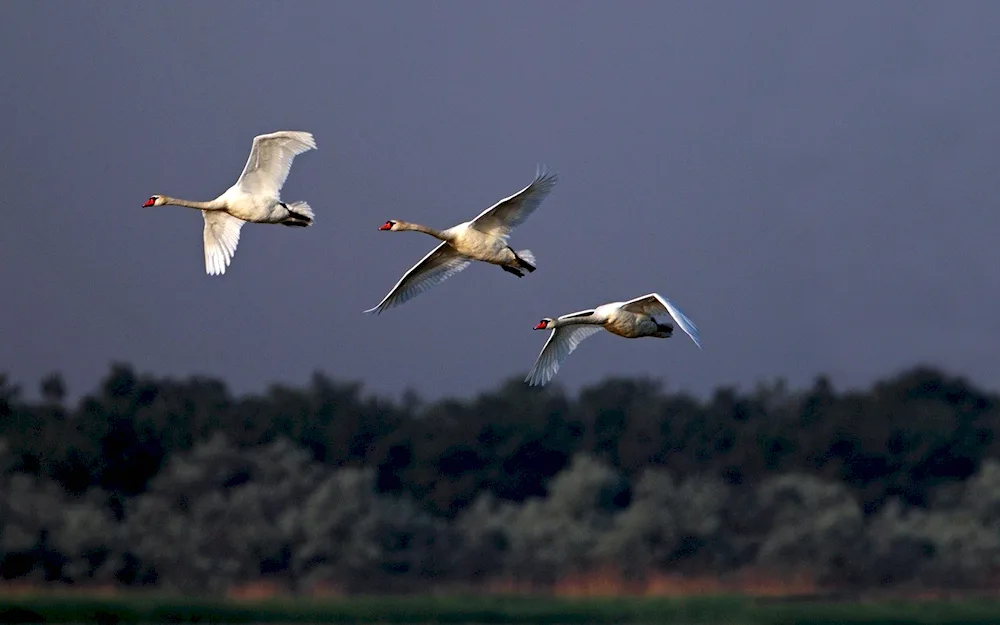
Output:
[
  {"xmin": 525, "ymin": 293, "xmax": 702, "ymax": 387},
  {"xmin": 365, "ymin": 166, "xmax": 557, "ymax": 314},
  {"xmin": 143, "ymin": 130, "xmax": 317, "ymax": 276}
]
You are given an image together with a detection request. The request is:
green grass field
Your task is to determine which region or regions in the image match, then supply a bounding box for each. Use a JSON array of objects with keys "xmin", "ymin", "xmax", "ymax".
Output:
[{"xmin": 2, "ymin": 594, "xmax": 1000, "ymax": 624}]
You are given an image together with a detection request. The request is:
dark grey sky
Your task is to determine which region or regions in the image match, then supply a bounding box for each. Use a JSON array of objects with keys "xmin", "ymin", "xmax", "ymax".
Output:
[{"xmin": 2, "ymin": 2, "xmax": 999, "ymax": 401}]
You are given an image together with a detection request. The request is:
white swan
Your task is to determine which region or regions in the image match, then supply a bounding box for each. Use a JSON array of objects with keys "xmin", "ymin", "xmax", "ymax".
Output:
[
  {"xmin": 525, "ymin": 293, "xmax": 703, "ymax": 387},
  {"xmin": 143, "ymin": 130, "xmax": 317, "ymax": 275},
  {"xmin": 364, "ymin": 167, "xmax": 557, "ymax": 314}
]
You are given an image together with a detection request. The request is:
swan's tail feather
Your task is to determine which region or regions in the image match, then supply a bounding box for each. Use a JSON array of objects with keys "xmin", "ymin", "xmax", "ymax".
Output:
[
  {"xmin": 515, "ymin": 249, "xmax": 537, "ymax": 272},
  {"xmin": 289, "ymin": 201, "xmax": 314, "ymax": 219},
  {"xmin": 282, "ymin": 201, "xmax": 314, "ymax": 227}
]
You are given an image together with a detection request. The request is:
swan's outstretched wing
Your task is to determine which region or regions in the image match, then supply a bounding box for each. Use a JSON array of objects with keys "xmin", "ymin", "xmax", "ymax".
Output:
[
  {"xmin": 203, "ymin": 211, "xmax": 246, "ymax": 276},
  {"xmin": 234, "ymin": 131, "xmax": 317, "ymax": 197},
  {"xmin": 364, "ymin": 242, "xmax": 472, "ymax": 314},
  {"xmin": 525, "ymin": 319, "xmax": 603, "ymax": 387},
  {"xmin": 470, "ymin": 166, "xmax": 558, "ymax": 239},
  {"xmin": 621, "ymin": 293, "xmax": 702, "ymax": 348}
]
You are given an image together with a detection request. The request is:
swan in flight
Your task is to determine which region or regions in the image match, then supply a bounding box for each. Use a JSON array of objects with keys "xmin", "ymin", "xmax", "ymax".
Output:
[
  {"xmin": 364, "ymin": 167, "xmax": 557, "ymax": 314},
  {"xmin": 525, "ymin": 293, "xmax": 702, "ymax": 387},
  {"xmin": 143, "ymin": 130, "xmax": 317, "ymax": 275}
]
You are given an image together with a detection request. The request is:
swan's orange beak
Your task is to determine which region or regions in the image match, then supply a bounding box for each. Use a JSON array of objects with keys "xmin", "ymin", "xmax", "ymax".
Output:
[
  {"xmin": 142, "ymin": 198, "xmax": 156, "ymax": 208},
  {"xmin": 534, "ymin": 321, "xmax": 548, "ymax": 330},
  {"xmin": 378, "ymin": 221, "xmax": 393, "ymax": 231}
]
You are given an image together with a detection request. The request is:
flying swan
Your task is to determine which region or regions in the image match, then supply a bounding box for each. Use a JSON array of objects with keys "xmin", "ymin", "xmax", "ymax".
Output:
[
  {"xmin": 525, "ymin": 293, "xmax": 703, "ymax": 386},
  {"xmin": 142, "ymin": 130, "xmax": 317, "ymax": 275},
  {"xmin": 364, "ymin": 167, "xmax": 557, "ymax": 314}
]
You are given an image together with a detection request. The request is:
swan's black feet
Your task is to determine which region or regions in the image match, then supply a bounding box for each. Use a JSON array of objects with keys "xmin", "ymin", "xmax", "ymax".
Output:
[
  {"xmin": 655, "ymin": 321, "xmax": 674, "ymax": 335},
  {"xmin": 501, "ymin": 265, "xmax": 525, "ymax": 278},
  {"xmin": 507, "ymin": 246, "xmax": 536, "ymax": 273},
  {"xmin": 279, "ymin": 203, "xmax": 313, "ymax": 227}
]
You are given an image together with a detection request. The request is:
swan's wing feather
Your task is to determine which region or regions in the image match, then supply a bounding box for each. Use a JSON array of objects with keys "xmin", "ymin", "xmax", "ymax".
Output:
[
  {"xmin": 202, "ymin": 211, "xmax": 246, "ymax": 276},
  {"xmin": 558, "ymin": 308, "xmax": 597, "ymax": 321},
  {"xmin": 524, "ymin": 325, "xmax": 604, "ymax": 387},
  {"xmin": 621, "ymin": 293, "xmax": 702, "ymax": 348},
  {"xmin": 620, "ymin": 293, "xmax": 668, "ymax": 316},
  {"xmin": 469, "ymin": 166, "xmax": 557, "ymax": 238},
  {"xmin": 235, "ymin": 131, "xmax": 317, "ymax": 197},
  {"xmin": 364, "ymin": 242, "xmax": 472, "ymax": 314}
]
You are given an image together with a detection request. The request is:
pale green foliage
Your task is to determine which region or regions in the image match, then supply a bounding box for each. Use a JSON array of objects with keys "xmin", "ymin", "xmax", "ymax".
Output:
[
  {"xmin": 503, "ymin": 455, "xmax": 623, "ymax": 582},
  {"xmin": 0, "ymin": 446, "xmax": 125, "ymax": 583},
  {"xmin": 124, "ymin": 434, "xmax": 322, "ymax": 594},
  {"xmin": 863, "ymin": 500, "xmax": 1000, "ymax": 588},
  {"xmin": 1, "ymin": 473, "xmax": 66, "ymax": 554},
  {"xmin": 50, "ymin": 490, "xmax": 123, "ymax": 582},
  {"xmin": 0, "ymin": 472, "xmax": 68, "ymax": 580},
  {"xmin": 293, "ymin": 467, "xmax": 455, "ymax": 591},
  {"xmin": 957, "ymin": 459, "xmax": 1000, "ymax": 527},
  {"xmin": 751, "ymin": 473, "xmax": 865, "ymax": 582},
  {"xmin": 596, "ymin": 469, "xmax": 727, "ymax": 576},
  {"xmin": 454, "ymin": 495, "xmax": 520, "ymax": 579}
]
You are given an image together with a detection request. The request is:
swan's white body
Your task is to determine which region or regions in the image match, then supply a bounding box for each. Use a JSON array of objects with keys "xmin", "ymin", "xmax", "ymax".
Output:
[
  {"xmin": 144, "ymin": 130, "xmax": 317, "ymax": 275},
  {"xmin": 364, "ymin": 167, "xmax": 557, "ymax": 314},
  {"xmin": 525, "ymin": 293, "xmax": 702, "ymax": 387}
]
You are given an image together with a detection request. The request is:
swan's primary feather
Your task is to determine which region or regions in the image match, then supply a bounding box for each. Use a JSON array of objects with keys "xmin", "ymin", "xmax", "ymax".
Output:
[
  {"xmin": 235, "ymin": 131, "xmax": 317, "ymax": 198},
  {"xmin": 364, "ymin": 242, "xmax": 472, "ymax": 314},
  {"xmin": 525, "ymin": 324, "xmax": 604, "ymax": 387},
  {"xmin": 202, "ymin": 211, "xmax": 245, "ymax": 276},
  {"xmin": 470, "ymin": 166, "xmax": 557, "ymax": 239}
]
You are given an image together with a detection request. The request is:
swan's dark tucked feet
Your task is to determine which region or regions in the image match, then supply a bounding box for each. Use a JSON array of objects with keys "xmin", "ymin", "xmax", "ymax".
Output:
[
  {"xmin": 655, "ymin": 321, "xmax": 674, "ymax": 336},
  {"xmin": 502, "ymin": 265, "xmax": 525, "ymax": 278},
  {"xmin": 515, "ymin": 255, "xmax": 536, "ymax": 272},
  {"xmin": 279, "ymin": 201, "xmax": 314, "ymax": 227}
]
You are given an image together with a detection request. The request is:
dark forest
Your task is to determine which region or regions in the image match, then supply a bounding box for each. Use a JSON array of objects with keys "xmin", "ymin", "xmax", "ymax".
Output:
[{"xmin": 2, "ymin": 364, "xmax": 998, "ymax": 595}]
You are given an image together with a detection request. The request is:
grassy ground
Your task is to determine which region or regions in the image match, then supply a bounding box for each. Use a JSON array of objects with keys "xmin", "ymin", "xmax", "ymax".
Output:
[{"xmin": 1, "ymin": 594, "xmax": 1000, "ymax": 624}]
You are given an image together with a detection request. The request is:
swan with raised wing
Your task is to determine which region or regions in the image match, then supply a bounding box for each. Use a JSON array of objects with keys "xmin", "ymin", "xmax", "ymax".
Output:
[
  {"xmin": 364, "ymin": 167, "xmax": 557, "ymax": 314},
  {"xmin": 525, "ymin": 293, "xmax": 702, "ymax": 386},
  {"xmin": 143, "ymin": 130, "xmax": 317, "ymax": 275}
]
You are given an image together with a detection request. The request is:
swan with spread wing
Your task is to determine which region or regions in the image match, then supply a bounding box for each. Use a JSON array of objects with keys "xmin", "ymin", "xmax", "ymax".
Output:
[
  {"xmin": 525, "ymin": 293, "xmax": 703, "ymax": 387},
  {"xmin": 142, "ymin": 130, "xmax": 317, "ymax": 275},
  {"xmin": 364, "ymin": 167, "xmax": 557, "ymax": 315}
]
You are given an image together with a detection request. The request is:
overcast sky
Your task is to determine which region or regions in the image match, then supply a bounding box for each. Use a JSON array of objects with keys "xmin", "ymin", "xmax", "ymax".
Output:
[{"xmin": 2, "ymin": 2, "xmax": 999, "ymax": 401}]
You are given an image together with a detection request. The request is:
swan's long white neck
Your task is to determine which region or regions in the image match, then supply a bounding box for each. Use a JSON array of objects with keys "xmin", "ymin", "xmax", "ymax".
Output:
[
  {"xmin": 162, "ymin": 195, "xmax": 227, "ymax": 211},
  {"xmin": 553, "ymin": 313, "xmax": 602, "ymax": 328},
  {"xmin": 395, "ymin": 221, "xmax": 449, "ymax": 241}
]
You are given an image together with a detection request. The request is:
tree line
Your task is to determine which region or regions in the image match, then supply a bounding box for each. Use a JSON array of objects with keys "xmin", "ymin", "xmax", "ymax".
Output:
[{"xmin": 1, "ymin": 364, "xmax": 999, "ymax": 594}]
